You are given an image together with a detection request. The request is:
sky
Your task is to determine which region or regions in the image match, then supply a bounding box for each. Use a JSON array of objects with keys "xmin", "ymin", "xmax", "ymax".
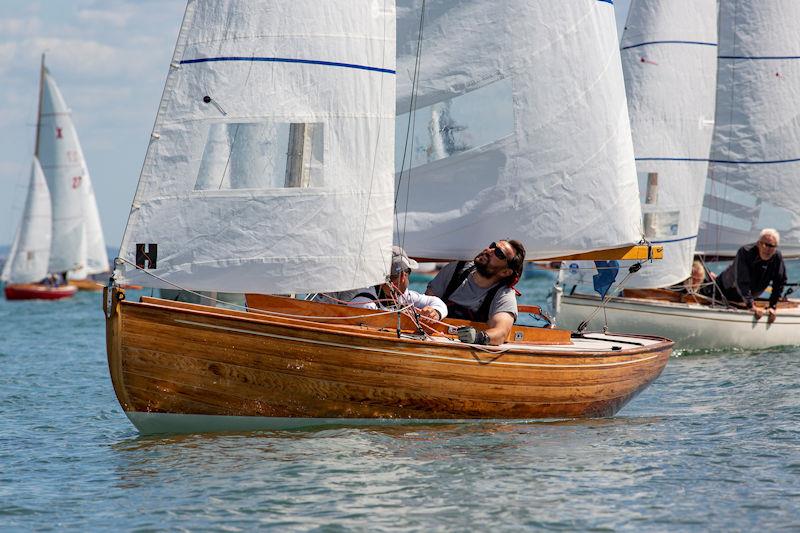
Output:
[{"xmin": 0, "ymin": 0, "xmax": 632, "ymax": 249}]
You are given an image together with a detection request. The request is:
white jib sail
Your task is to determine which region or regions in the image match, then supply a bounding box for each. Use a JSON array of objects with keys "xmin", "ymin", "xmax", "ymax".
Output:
[
  {"xmin": 699, "ymin": 0, "xmax": 800, "ymax": 258},
  {"xmin": 393, "ymin": 0, "xmax": 642, "ymax": 261},
  {"xmin": 117, "ymin": 0, "xmax": 396, "ymax": 293},
  {"xmin": 620, "ymin": 0, "xmax": 718, "ymax": 288},
  {"xmin": 38, "ymin": 70, "xmax": 87, "ymax": 274},
  {"xmin": 1, "ymin": 158, "xmax": 52, "ymax": 284},
  {"xmin": 78, "ymin": 175, "xmax": 110, "ymax": 277}
]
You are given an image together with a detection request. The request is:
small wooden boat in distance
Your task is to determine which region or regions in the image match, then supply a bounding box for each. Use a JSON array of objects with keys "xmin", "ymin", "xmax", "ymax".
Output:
[
  {"xmin": 2, "ymin": 56, "xmax": 109, "ymax": 300},
  {"xmin": 5, "ymin": 283, "xmax": 77, "ymax": 300},
  {"xmin": 68, "ymin": 278, "xmax": 104, "ymax": 292}
]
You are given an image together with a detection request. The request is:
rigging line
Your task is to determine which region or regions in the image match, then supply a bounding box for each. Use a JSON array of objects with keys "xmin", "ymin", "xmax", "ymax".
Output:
[
  {"xmin": 716, "ymin": 0, "xmax": 741, "ymax": 257},
  {"xmin": 575, "ymin": 264, "xmax": 642, "ymax": 334},
  {"xmin": 697, "ymin": 254, "xmax": 732, "ymax": 309},
  {"xmin": 395, "ymin": 0, "xmax": 426, "ymax": 252},
  {"xmin": 216, "ymin": 124, "xmax": 239, "ymax": 189},
  {"xmin": 113, "ymin": 257, "xmax": 414, "ymax": 321}
]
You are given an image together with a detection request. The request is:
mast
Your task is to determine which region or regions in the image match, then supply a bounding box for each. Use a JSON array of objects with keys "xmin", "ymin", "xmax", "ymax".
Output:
[{"xmin": 34, "ymin": 53, "xmax": 46, "ymax": 158}]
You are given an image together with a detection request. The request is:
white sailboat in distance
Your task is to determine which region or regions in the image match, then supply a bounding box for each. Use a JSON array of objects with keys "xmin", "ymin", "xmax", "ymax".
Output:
[
  {"xmin": 554, "ymin": 0, "xmax": 800, "ymax": 350},
  {"xmin": 3, "ymin": 55, "xmax": 109, "ymax": 300}
]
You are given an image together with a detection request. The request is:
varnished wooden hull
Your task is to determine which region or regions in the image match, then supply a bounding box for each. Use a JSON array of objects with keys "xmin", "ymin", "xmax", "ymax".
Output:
[
  {"xmin": 105, "ymin": 290, "xmax": 672, "ymax": 434},
  {"xmin": 68, "ymin": 278, "xmax": 104, "ymax": 292}
]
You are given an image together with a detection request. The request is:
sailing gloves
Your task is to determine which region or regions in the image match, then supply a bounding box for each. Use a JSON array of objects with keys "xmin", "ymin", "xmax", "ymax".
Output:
[{"xmin": 457, "ymin": 326, "xmax": 490, "ymax": 345}]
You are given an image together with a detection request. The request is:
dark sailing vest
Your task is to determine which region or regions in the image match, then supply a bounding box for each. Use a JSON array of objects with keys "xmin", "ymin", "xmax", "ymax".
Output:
[
  {"xmin": 442, "ymin": 261, "xmax": 504, "ymax": 323},
  {"xmin": 354, "ymin": 285, "xmax": 390, "ymax": 308}
]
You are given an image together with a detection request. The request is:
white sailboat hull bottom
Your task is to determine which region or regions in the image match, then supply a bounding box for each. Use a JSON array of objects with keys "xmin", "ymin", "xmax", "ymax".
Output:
[
  {"xmin": 556, "ymin": 293, "xmax": 800, "ymax": 350},
  {"xmin": 127, "ymin": 412, "xmax": 565, "ymax": 434}
]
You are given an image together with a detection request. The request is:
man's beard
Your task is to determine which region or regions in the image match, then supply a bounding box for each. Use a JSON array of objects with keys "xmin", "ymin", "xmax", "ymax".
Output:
[
  {"xmin": 474, "ymin": 262, "xmax": 493, "ymax": 277},
  {"xmin": 474, "ymin": 255, "xmax": 493, "ymax": 277}
]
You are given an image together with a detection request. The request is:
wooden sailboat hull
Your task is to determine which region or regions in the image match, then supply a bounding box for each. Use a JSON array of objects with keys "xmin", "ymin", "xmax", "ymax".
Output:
[
  {"xmin": 106, "ymin": 289, "xmax": 672, "ymax": 434},
  {"xmin": 4, "ymin": 283, "xmax": 77, "ymax": 300},
  {"xmin": 555, "ymin": 290, "xmax": 800, "ymax": 350}
]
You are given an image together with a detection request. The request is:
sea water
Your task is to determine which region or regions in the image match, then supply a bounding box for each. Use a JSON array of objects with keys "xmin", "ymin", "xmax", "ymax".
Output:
[{"xmin": 1, "ymin": 268, "xmax": 799, "ymax": 530}]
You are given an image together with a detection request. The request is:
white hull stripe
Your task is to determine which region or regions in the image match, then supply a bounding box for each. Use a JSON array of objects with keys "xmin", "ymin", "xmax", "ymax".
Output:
[
  {"xmin": 173, "ymin": 319, "xmax": 663, "ymax": 369},
  {"xmin": 126, "ymin": 412, "xmax": 571, "ymax": 435}
]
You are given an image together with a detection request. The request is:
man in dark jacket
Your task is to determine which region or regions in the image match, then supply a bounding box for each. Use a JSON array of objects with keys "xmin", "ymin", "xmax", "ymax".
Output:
[{"xmin": 704, "ymin": 228, "xmax": 787, "ymax": 323}]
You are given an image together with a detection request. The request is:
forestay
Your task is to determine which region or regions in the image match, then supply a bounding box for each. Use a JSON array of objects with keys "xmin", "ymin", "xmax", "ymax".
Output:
[
  {"xmin": 38, "ymin": 71, "xmax": 88, "ymax": 274},
  {"xmin": 620, "ymin": 0, "xmax": 718, "ymax": 288},
  {"xmin": 393, "ymin": 0, "xmax": 642, "ymax": 261},
  {"xmin": 1, "ymin": 158, "xmax": 52, "ymax": 284},
  {"xmin": 698, "ymin": 0, "xmax": 800, "ymax": 258},
  {"xmin": 117, "ymin": 0, "xmax": 396, "ymax": 293}
]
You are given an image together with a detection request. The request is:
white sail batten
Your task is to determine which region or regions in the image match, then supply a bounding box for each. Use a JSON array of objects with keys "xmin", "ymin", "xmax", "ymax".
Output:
[
  {"xmin": 117, "ymin": 0, "xmax": 396, "ymax": 293},
  {"xmin": 620, "ymin": 0, "xmax": 718, "ymax": 287},
  {"xmin": 38, "ymin": 71, "xmax": 88, "ymax": 274},
  {"xmin": 698, "ymin": 0, "xmax": 800, "ymax": 258},
  {"xmin": 1, "ymin": 158, "xmax": 52, "ymax": 284},
  {"xmin": 394, "ymin": 0, "xmax": 643, "ymax": 261}
]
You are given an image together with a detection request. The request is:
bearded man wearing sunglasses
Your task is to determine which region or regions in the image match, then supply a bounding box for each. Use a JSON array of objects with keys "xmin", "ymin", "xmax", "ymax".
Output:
[
  {"xmin": 702, "ymin": 228, "xmax": 787, "ymax": 323},
  {"xmin": 425, "ymin": 239, "xmax": 526, "ymax": 345}
]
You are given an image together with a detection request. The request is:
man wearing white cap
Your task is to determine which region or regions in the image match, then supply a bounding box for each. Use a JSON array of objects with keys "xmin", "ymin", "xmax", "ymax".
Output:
[{"xmin": 347, "ymin": 246, "xmax": 448, "ymax": 320}]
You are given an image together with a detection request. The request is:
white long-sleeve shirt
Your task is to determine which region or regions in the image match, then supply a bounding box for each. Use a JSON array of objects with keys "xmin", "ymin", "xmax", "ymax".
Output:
[{"xmin": 349, "ymin": 286, "xmax": 448, "ymax": 319}]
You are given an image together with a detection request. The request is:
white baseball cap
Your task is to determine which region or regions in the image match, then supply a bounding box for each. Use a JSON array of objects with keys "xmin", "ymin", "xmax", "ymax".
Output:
[{"xmin": 390, "ymin": 245, "xmax": 418, "ymax": 275}]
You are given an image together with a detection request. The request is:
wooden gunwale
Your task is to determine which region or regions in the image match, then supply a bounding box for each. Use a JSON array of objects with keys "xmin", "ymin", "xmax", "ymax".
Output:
[
  {"xmin": 134, "ymin": 296, "xmax": 670, "ymax": 357},
  {"xmin": 622, "ymin": 288, "xmax": 800, "ymax": 309},
  {"xmin": 565, "ymin": 292, "xmax": 800, "ymax": 323}
]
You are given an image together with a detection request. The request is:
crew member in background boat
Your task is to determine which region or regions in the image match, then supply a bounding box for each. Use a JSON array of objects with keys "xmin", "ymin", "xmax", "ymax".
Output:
[
  {"xmin": 674, "ymin": 259, "xmax": 710, "ymax": 294},
  {"xmin": 701, "ymin": 228, "xmax": 787, "ymax": 323},
  {"xmin": 426, "ymin": 240, "xmax": 525, "ymax": 346},
  {"xmin": 347, "ymin": 246, "xmax": 447, "ymax": 320}
]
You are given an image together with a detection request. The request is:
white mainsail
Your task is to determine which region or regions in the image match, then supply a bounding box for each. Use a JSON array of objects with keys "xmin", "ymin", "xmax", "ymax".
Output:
[
  {"xmin": 117, "ymin": 0, "xmax": 396, "ymax": 293},
  {"xmin": 620, "ymin": 0, "xmax": 718, "ymax": 287},
  {"xmin": 38, "ymin": 69, "xmax": 89, "ymax": 274},
  {"xmin": 698, "ymin": 0, "xmax": 800, "ymax": 258},
  {"xmin": 1, "ymin": 158, "xmax": 52, "ymax": 284},
  {"xmin": 393, "ymin": 0, "xmax": 643, "ymax": 261}
]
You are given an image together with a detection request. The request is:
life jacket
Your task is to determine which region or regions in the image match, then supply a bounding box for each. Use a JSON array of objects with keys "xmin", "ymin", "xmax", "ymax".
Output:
[
  {"xmin": 442, "ymin": 261, "xmax": 504, "ymax": 323},
  {"xmin": 353, "ymin": 285, "xmax": 390, "ymax": 308}
]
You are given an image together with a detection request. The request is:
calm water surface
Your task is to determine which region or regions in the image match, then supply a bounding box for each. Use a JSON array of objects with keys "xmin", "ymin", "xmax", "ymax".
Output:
[{"xmin": 1, "ymin": 273, "xmax": 799, "ymax": 530}]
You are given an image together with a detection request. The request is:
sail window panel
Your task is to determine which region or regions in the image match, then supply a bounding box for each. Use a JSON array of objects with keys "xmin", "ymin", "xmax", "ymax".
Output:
[
  {"xmin": 395, "ymin": 78, "xmax": 514, "ymax": 172},
  {"xmin": 701, "ymin": 206, "xmax": 753, "ymax": 233},
  {"xmin": 755, "ymin": 203, "xmax": 794, "ymax": 235},
  {"xmin": 194, "ymin": 122, "xmax": 324, "ymax": 191},
  {"xmin": 641, "ymin": 206, "xmax": 680, "ymax": 239}
]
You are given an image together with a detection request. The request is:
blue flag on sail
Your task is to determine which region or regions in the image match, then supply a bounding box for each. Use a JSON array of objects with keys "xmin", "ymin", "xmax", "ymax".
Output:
[{"xmin": 593, "ymin": 260, "xmax": 619, "ymax": 297}]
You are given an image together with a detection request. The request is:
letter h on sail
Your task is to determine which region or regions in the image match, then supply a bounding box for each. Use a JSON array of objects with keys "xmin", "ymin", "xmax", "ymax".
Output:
[{"xmin": 135, "ymin": 243, "xmax": 157, "ymax": 269}]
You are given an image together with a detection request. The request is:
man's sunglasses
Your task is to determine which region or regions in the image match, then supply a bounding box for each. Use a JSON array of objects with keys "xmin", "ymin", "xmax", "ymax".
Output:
[
  {"xmin": 759, "ymin": 240, "xmax": 777, "ymax": 249},
  {"xmin": 489, "ymin": 242, "xmax": 507, "ymax": 261}
]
